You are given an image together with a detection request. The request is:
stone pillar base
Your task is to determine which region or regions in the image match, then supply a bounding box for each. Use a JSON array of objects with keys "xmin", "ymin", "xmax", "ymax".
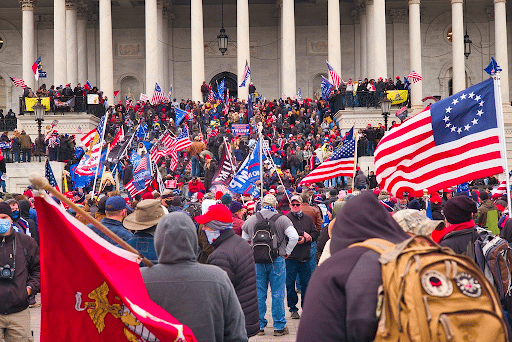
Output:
[{"xmin": 17, "ymin": 113, "xmax": 100, "ymax": 141}]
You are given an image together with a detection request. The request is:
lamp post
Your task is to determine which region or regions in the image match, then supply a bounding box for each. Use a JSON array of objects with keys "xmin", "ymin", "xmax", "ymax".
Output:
[
  {"xmin": 217, "ymin": 0, "xmax": 228, "ymax": 55},
  {"xmin": 380, "ymin": 96, "xmax": 392, "ymax": 131},
  {"xmin": 33, "ymin": 97, "xmax": 45, "ymax": 162}
]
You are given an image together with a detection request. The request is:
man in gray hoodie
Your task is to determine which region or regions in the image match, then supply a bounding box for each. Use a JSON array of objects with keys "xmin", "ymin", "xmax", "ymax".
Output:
[{"xmin": 140, "ymin": 212, "xmax": 248, "ymax": 342}]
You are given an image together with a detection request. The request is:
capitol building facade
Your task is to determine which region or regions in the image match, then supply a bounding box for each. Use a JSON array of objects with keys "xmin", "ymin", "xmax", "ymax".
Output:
[{"xmin": 0, "ymin": 0, "xmax": 509, "ymax": 112}]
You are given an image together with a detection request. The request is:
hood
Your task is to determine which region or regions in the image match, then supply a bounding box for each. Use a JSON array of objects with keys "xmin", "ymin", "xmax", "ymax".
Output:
[
  {"xmin": 154, "ymin": 212, "xmax": 198, "ymax": 264},
  {"xmin": 18, "ymin": 199, "xmax": 31, "ymax": 218},
  {"xmin": 330, "ymin": 191, "xmax": 409, "ymax": 254}
]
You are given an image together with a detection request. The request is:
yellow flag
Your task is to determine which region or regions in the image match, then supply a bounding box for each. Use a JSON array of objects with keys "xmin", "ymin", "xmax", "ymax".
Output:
[
  {"xmin": 25, "ymin": 97, "xmax": 51, "ymax": 111},
  {"xmin": 386, "ymin": 90, "xmax": 408, "ymax": 105}
]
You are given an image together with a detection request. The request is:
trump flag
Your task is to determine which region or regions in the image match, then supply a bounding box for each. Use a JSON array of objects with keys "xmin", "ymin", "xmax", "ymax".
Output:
[
  {"xmin": 375, "ymin": 78, "xmax": 504, "ymax": 195},
  {"xmin": 35, "ymin": 193, "xmax": 196, "ymax": 342}
]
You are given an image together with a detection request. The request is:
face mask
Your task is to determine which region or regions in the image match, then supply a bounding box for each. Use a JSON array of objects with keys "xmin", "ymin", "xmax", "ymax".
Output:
[
  {"xmin": 0, "ymin": 218, "xmax": 11, "ymax": 234},
  {"xmin": 11, "ymin": 211, "xmax": 19, "ymax": 220},
  {"xmin": 204, "ymin": 230, "xmax": 221, "ymax": 244}
]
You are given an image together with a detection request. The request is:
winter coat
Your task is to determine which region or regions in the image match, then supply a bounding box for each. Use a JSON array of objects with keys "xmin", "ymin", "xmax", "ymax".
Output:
[
  {"xmin": 208, "ymin": 229, "xmax": 259, "ymax": 338},
  {"xmin": 141, "ymin": 213, "xmax": 247, "ymax": 342},
  {"xmin": 296, "ymin": 191, "xmax": 409, "ymax": 342},
  {"xmin": 476, "ymin": 199, "xmax": 498, "ymax": 228},
  {"xmin": 19, "ymin": 132, "xmax": 32, "ymax": 150},
  {"xmin": 286, "ymin": 212, "xmax": 319, "ymax": 261}
]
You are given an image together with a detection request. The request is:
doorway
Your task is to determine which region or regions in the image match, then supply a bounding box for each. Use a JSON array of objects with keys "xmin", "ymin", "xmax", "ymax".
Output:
[{"xmin": 210, "ymin": 72, "xmax": 238, "ymax": 99}]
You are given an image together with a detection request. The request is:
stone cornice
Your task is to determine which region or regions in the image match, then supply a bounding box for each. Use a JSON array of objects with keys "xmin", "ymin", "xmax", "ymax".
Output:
[
  {"xmin": 20, "ymin": 0, "xmax": 36, "ymax": 11},
  {"xmin": 390, "ymin": 8, "xmax": 407, "ymax": 23}
]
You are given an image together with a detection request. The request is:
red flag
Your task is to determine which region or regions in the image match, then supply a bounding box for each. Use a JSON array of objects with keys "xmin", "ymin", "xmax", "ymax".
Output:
[
  {"xmin": 35, "ymin": 194, "xmax": 196, "ymax": 342},
  {"xmin": 109, "ymin": 126, "xmax": 124, "ymax": 151},
  {"xmin": 113, "ymin": 90, "xmax": 120, "ymax": 98}
]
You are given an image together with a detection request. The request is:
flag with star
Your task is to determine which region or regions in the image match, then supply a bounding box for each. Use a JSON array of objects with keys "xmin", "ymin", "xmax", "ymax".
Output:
[
  {"xmin": 45, "ymin": 159, "xmax": 60, "ymax": 192},
  {"xmin": 375, "ymin": 78, "xmax": 504, "ymax": 195}
]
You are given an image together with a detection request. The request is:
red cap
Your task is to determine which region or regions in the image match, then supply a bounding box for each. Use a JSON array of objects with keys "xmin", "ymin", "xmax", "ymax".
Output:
[
  {"xmin": 195, "ymin": 204, "xmax": 233, "ymax": 224},
  {"xmin": 197, "ymin": 192, "xmax": 205, "ymax": 200},
  {"xmin": 215, "ymin": 191, "xmax": 223, "ymax": 200},
  {"xmin": 205, "ymin": 155, "xmax": 212, "ymax": 160},
  {"xmin": 141, "ymin": 192, "xmax": 153, "ymax": 200}
]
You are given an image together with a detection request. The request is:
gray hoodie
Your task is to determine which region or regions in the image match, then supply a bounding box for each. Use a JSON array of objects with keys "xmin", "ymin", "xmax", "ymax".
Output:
[{"xmin": 140, "ymin": 212, "xmax": 247, "ymax": 342}]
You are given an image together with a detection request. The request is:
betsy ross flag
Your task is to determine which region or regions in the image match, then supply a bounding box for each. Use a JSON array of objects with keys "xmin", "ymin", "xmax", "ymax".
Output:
[
  {"xmin": 151, "ymin": 83, "xmax": 166, "ymax": 105},
  {"xmin": 326, "ymin": 60, "xmax": 341, "ymax": 88},
  {"xmin": 321, "ymin": 76, "xmax": 334, "ymax": 100},
  {"xmin": 34, "ymin": 194, "xmax": 196, "ymax": 342},
  {"xmin": 239, "ymin": 60, "xmax": 251, "ymax": 87},
  {"xmin": 175, "ymin": 126, "xmax": 192, "ymax": 151},
  {"xmin": 375, "ymin": 77, "xmax": 504, "ymax": 196},
  {"xmin": 10, "ymin": 76, "xmax": 27, "ymax": 89},
  {"xmin": 45, "ymin": 159, "xmax": 60, "ymax": 192},
  {"xmin": 299, "ymin": 127, "xmax": 356, "ymax": 185},
  {"xmin": 407, "ymin": 70, "xmax": 423, "ymax": 83}
]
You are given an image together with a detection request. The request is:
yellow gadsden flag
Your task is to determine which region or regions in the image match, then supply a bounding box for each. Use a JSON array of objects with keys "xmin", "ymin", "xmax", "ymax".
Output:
[
  {"xmin": 386, "ymin": 90, "xmax": 408, "ymax": 105},
  {"xmin": 25, "ymin": 97, "xmax": 51, "ymax": 111}
]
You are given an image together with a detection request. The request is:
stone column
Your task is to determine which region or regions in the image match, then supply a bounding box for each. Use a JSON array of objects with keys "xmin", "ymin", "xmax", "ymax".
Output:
[
  {"xmin": 328, "ymin": 0, "xmax": 341, "ymax": 84},
  {"xmin": 21, "ymin": 0, "xmax": 36, "ymax": 92},
  {"xmin": 451, "ymin": 0, "xmax": 465, "ymax": 93},
  {"xmin": 237, "ymin": 0, "xmax": 250, "ymax": 100},
  {"xmin": 146, "ymin": 0, "xmax": 158, "ymax": 97},
  {"xmin": 373, "ymin": 0, "xmax": 387, "ymax": 79},
  {"xmin": 359, "ymin": 3, "xmax": 367, "ymax": 79},
  {"xmin": 409, "ymin": 0, "xmax": 423, "ymax": 109},
  {"xmin": 366, "ymin": 0, "xmax": 375, "ymax": 79},
  {"xmin": 157, "ymin": 0, "xmax": 165, "ymax": 91},
  {"xmin": 495, "ymin": 0, "xmax": 509, "ymax": 103},
  {"xmin": 191, "ymin": 0, "xmax": 204, "ymax": 102},
  {"xmin": 281, "ymin": 0, "xmax": 296, "ymax": 97},
  {"xmin": 99, "ymin": 0, "xmax": 114, "ymax": 100},
  {"xmin": 87, "ymin": 17, "xmax": 98, "ymax": 87},
  {"xmin": 54, "ymin": 0, "xmax": 67, "ymax": 87},
  {"xmin": 162, "ymin": 8, "xmax": 170, "ymax": 94},
  {"xmin": 352, "ymin": 9, "xmax": 361, "ymax": 79},
  {"xmin": 66, "ymin": 0, "xmax": 78, "ymax": 86},
  {"xmin": 77, "ymin": 7, "xmax": 88, "ymax": 85}
]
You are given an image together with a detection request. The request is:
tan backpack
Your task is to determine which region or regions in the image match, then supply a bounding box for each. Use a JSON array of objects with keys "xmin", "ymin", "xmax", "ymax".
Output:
[{"xmin": 350, "ymin": 236, "xmax": 509, "ymax": 342}]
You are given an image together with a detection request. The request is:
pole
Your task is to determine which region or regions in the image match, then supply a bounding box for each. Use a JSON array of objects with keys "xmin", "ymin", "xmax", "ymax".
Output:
[
  {"xmin": 493, "ymin": 72, "xmax": 512, "ymax": 213},
  {"xmin": 258, "ymin": 122, "xmax": 264, "ymax": 201},
  {"xmin": 92, "ymin": 112, "xmax": 109, "ymax": 195},
  {"xmin": 263, "ymin": 146, "xmax": 291, "ymax": 203},
  {"xmin": 29, "ymin": 173, "xmax": 153, "ymax": 266},
  {"xmin": 351, "ymin": 134, "xmax": 359, "ymax": 191},
  {"xmin": 37, "ymin": 119, "xmax": 42, "ymax": 162}
]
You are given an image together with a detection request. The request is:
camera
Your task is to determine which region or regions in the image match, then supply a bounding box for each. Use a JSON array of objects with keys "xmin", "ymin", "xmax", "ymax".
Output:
[{"xmin": 0, "ymin": 264, "xmax": 14, "ymax": 280}]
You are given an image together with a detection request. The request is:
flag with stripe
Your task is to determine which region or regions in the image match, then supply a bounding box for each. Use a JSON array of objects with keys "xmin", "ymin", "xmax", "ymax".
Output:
[
  {"xmin": 10, "ymin": 77, "xmax": 26, "ymax": 89},
  {"xmin": 407, "ymin": 70, "xmax": 423, "ymax": 83},
  {"xmin": 175, "ymin": 126, "xmax": 192, "ymax": 151},
  {"xmin": 80, "ymin": 128, "xmax": 97, "ymax": 150},
  {"xmin": 321, "ymin": 76, "xmax": 334, "ymax": 100},
  {"xmin": 239, "ymin": 60, "xmax": 251, "ymax": 87},
  {"xmin": 140, "ymin": 93, "xmax": 149, "ymax": 102},
  {"xmin": 493, "ymin": 171, "xmax": 512, "ymax": 197},
  {"xmin": 45, "ymin": 159, "xmax": 60, "ymax": 192},
  {"xmin": 326, "ymin": 60, "xmax": 341, "ymax": 88},
  {"xmin": 151, "ymin": 83, "xmax": 166, "ymax": 105},
  {"xmin": 375, "ymin": 78, "xmax": 504, "ymax": 196},
  {"xmin": 208, "ymin": 88, "xmax": 215, "ymax": 103},
  {"xmin": 299, "ymin": 127, "xmax": 355, "ymax": 185},
  {"xmin": 150, "ymin": 133, "xmax": 176, "ymax": 164},
  {"xmin": 125, "ymin": 160, "xmax": 157, "ymax": 196}
]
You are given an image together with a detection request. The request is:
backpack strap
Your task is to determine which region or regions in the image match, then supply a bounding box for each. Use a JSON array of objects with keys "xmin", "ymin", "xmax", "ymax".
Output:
[
  {"xmin": 443, "ymin": 227, "xmax": 476, "ymax": 240},
  {"xmin": 349, "ymin": 238, "xmax": 395, "ymax": 255}
]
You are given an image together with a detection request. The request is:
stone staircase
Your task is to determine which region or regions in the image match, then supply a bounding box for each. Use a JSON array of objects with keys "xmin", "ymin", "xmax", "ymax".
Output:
[{"xmin": 5, "ymin": 161, "xmax": 65, "ymax": 194}]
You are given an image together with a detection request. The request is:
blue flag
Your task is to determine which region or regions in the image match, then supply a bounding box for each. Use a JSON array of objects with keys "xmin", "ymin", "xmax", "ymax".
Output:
[
  {"xmin": 132, "ymin": 155, "xmax": 152, "ymax": 191},
  {"xmin": 174, "ymin": 107, "xmax": 187, "ymax": 125},
  {"xmin": 136, "ymin": 122, "xmax": 148, "ymax": 139},
  {"xmin": 484, "ymin": 57, "xmax": 502, "ymax": 75},
  {"xmin": 217, "ymin": 79, "xmax": 226, "ymax": 102},
  {"xmin": 129, "ymin": 150, "xmax": 141, "ymax": 169},
  {"xmin": 456, "ymin": 182, "xmax": 469, "ymax": 193},
  {"xmin": 321, "ymin": 76, "xmax": 334, "ymax": 99},
  {"xmin": 229, "ymin": 140, "xmax": 264, "ymax": 198}
]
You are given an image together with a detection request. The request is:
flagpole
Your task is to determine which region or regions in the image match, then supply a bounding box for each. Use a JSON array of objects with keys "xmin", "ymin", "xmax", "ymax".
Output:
[
  {"xmin": 92, "ymin": 113, "xmax": 109, "ymax": 195},
  {"xmin": 29, "ymin": 173, "xmax": 154, "ymax": 266},
  {"xmin": 351, "ymin": 133, "xmax": 359, "ymax": 191},
  {"xmin": 263, "ymin": 145, "xmax": 291, "ymax": 204},
  {"xmin": 493, "ymin": 71, "xmax": 512, "ymax": 212},
  {"xmin": 258, "ymin": 122, "xmax": 264, "ymax": 201}
]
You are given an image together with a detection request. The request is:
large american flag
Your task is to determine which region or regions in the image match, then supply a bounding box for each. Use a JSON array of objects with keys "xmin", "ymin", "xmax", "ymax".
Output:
[
  {"xmin": 10, "ymin": 77, "xmax": 26, "ymax": 89},
  {"xmin": 326, "ymin": 60, "xmax": 341, "ymax": 88},
  {"xmin": 208, "ymin": 88, "xmax": 214, "ymax": 103},
  {"xmin": 150, "ymin": 133, "xmax": 176, "ymax": 163},
  {"xmin": 175, "ymin": 126, "xmax": 192, "ymax": 151},
  {"xmin": 125, "ymin": 160, "xmax": 157, "ymax": 197},
  {"xmin": 299, "ymin": 137, "xmax": 355, "ymax": 185},
  {"xmin": 151, "ymin": 83, "xmax": 166, "ymax": 105},
  {"xmin": 239, "ymin": 60, "xmax": 251, "ymax": 87},
  {"xmin": 134, "ymin": 155, "xmax": 150, "ymax": 173},
  {"xmin": 45, "ymin": 159, "xmax": 60, "ymax": 192},
  {"xmin": 407, "ymin": 70, "xmax": 423, "ymax": 83},
  {"xmin": 375, "ymin": 78, "xmax": 504, "ymax": 196}
]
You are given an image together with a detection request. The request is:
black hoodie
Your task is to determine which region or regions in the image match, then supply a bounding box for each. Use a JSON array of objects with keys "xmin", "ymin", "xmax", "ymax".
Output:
[{"xmin": 297, "ymin": 191, "xmax": 409, "ymax": 342}]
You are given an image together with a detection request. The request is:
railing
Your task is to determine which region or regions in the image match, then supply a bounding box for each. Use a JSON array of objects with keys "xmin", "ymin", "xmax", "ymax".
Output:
[
  {"xmin": 19, "ymin": 96, "xmax": 105, "ymax": 117},
  {"xmin": 0, "ymin": 118, "xmax": 18, "ymax": 132},
  {"xmin": 332, "ymin": 91, "xmax": 411, "ymax": 109}
]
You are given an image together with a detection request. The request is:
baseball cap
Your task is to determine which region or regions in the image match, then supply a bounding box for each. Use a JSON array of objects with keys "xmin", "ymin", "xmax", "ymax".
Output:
[
  {"xmin": 105, "ymin": 196, "xmax": 131, "ymax": 212},
  {"xmin": 195, "ymin": 204, "xmax": 233, "ymax": 224},
  {"xmin": 290, "ymin": 195, "xmax": 302, "ymax": 203}
]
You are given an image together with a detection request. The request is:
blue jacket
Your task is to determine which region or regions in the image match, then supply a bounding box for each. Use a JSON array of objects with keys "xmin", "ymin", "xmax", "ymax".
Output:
[
  {"xmin": 87, "ymin": 218, "xmax": 134, "ymax": 245},
  {"xmin": 126, "ymin": 231, "xmax": 158, "ymax": 266}
]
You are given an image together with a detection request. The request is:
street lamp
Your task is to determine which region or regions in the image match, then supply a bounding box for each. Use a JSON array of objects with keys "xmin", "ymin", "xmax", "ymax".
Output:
[
  {"xmin": 217, "ymin": 0, "xmax": 228, "ymax": 55},
  {"xmin": 33, "ymin": 97, "xmax": 45, "ymax": 162},
  {"xmin": 464, "ymin": 31, "xmax": 472, "ymax": 59},
  {"xmin": 380, "ymin": 96, "xmax": 392, "ymax": 131}
]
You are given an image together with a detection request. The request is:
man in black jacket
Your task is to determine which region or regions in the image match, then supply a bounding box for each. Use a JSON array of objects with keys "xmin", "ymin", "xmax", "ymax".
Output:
[
  {"xmin": 0, "ymin": 202, "xmax": 40, "ymax": 342},
  {"xmin": 196, "ymin": 204, "xmax": 260, "ymax": 338},
  {"xmin": 285, "ymin": 195, "xmax": 319, "ymax": 319}
]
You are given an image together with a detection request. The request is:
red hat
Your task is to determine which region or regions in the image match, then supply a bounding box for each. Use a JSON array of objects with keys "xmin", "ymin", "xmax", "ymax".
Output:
[
  {"xmin": 215, "ymin": 191, "xmax": 223, "ymax": 200},
  {"xmin": 430, "ymin": 193, "xmax": 442, "ymax": 204},
  {"xmin": 195, "ymin": 204, "xmax": 233, "ymax": 224},
  {"xmin": 396, "ymin": 76, "xmax": 400, "ymax": 80},
  {"xmin": 205, "ymin": 155, "xmax": 212, "ymax": 160},
  {"xmin": 197, "ymin": 192, "xmax": 205, "ymax": 200},
  {"xmin": 141, "ymin": 192, "xmax": 154, "ymax": 200}
]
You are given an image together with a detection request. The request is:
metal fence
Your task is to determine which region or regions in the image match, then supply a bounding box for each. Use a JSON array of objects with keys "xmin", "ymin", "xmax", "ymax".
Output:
[{"xmin": 19, "ymin": 96, "xmax": 105, "ymax": 117}]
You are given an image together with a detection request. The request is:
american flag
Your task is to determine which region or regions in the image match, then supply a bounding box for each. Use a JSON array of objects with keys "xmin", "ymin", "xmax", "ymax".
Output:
[
  {"xmin": 375, "ymin": 78, "xmax": 504, "ymax": 196},
  {"xmin": 150, "ymin": 133, "xmax": 176, "ymax": 163},
  {"xmin": 96, "ymin": 113, "xmax": 107, "ymax": 139},
  {"xmin": 169, "ymin": 150, "xmax": 179, "ymax": 171},
  {"xmin": 125, "ymin": 97, "xmax": 131, "ymax": 107},
  {"xmin": 140, "ymin": 93, "xmax": 149, "ymax": 102},
  {"xmin": 299, "ymin": 130, "xmax": 355, "ymax": 185},
  {"xmin": 493, "ymin": 171, "xmax": 512, "ymax": 197},
  {"xmin": 208, "ymin": 88, "xmax": 214, "ymax": 103},
  {"xmin": 134, "ymin": 155, "xmax": 150, "ymax": 173},
  {"xmin": 45, "ymin": 159, "xmax": 60, "ymax": 192},
  {"xmin": 175, "ymin": 126, "xmax": 192, "ymax": 151},
  {"xmin": 125, "ymin": 160, "xmax": 157, "ymax": 197},
  {"xmin": 407, "ymin": 70, "xmax": 423, "ymax": 83},
  {"xmin": 239, "ymin": 60, "xmax": 251, "ymax": 87},
  {"xmin": 10, "ymin": 77, "xmax": 26, "ymax": 89},
  {"xmin": 151, "ymin": 83, "xmax": 166, "ymax": 105},
  {"xmin": 326, "ymin": 60, "xmax": 341, "ymax": 88}
]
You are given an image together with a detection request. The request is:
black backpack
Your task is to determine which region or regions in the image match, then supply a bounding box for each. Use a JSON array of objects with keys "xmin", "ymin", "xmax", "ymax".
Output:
[{"xmin": 252, "ymin": 212, "xmax": 281, "ymax": 264}]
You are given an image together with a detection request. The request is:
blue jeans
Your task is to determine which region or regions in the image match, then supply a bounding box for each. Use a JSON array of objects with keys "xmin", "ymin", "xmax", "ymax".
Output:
[
  {"xmin": 12, "ymin": 150, "xmax": 20, "ymax": 162},
  {"xmin": 297, "ymin": 242, "xmax": 317, "ymax": 292},
  {"xmin": 191, "ymin": 155, "xmax": 200, "ymax": 177},
  {"xmin": 286, "ymin": 258, "xmax": 312, "ymax": 312},
  {"xmin": 256, "ymin": 257, "xmax": 287, "ymax": 331},
  {"xmin": 22, "ymin": 149, "xmax": 30, "ymax": 162},
  {"xmin": 366, "ymin": 140, "xmax": 376, "ymax": 156}
]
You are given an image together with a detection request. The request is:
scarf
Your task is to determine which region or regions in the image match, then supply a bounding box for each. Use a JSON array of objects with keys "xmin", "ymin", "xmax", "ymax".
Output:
[
  {"xmin": 431, "ymin": 220, "xmax": 475, "ymax": 243},
  {"xmin": 207, "ymin": 219, "xmax": 233, "ymax": 231},
  {"xmin": 291, "ymin": 211, "xmax": 303, "ymax": 219},
  {"xmin": 262, "ymin": 205, "xmax": 277, "ymax": 212}
]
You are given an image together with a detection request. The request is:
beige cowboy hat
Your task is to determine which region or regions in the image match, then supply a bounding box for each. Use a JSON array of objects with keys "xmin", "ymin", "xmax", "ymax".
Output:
[{"xmin": 123, "ymin": 199, "xmax": 165, "ymax": 231}]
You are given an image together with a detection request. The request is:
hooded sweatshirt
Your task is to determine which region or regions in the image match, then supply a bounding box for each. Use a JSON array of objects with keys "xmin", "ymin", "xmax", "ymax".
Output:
[
  {"xmin": 297, "ymin": 191, "xmax": 409, "ymax": 342},
  {"xmin": 140, "ymin": 212, "xmax": 248, "ymax": 342}
]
